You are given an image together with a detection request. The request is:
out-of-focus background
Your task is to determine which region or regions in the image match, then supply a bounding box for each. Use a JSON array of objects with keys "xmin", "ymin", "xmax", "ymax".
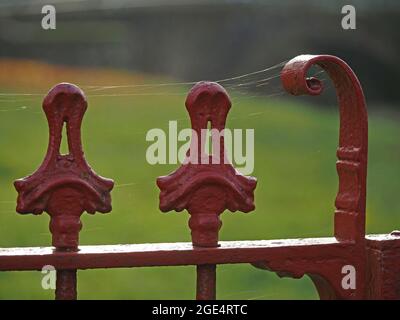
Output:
[{"xmin": 0, "ymin": 0, "xmax": 399, "ymax": 299}]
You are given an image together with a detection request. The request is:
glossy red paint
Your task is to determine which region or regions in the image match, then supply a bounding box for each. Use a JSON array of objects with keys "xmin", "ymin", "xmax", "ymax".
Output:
[
  {"xmin": 0, "ymin": 238, "xmax": 356, "ymax": 271},
  {"xmin": 1, "ymin": 55, "xmax": 398, "ymax": 300}
]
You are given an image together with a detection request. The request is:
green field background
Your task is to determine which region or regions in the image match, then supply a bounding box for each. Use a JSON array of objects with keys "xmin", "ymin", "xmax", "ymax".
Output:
[{"xmin": 0, "ymin": 63, "xmax": 399, "ymax": 299}]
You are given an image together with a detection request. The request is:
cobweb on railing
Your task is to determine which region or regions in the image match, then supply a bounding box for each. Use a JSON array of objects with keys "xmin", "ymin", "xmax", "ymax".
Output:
[
  {"xmin": 0, "ymin": 61, "xmax": 329, "ymax": 172},
  {"xmin": 0, "ymin": 60, "xmax": 330, "ymax": 239},
  {"xmin": 0, "ymin": 59, "xmax": 328, "ymax": 102}
]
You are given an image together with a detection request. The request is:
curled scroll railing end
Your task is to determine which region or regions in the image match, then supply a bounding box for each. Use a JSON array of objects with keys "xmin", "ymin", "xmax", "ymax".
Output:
[
  {"xmin": 280, "ymin": 54, "xmax": 368, "ymax": 243},
  {"xmin": 281, "ymin": 55, "xmax": 325, "ymax": 96}
]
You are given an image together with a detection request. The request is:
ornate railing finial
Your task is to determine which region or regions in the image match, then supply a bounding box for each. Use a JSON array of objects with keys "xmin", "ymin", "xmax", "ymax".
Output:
[
  {"xmin": 157, "ymin": 81, "xmax": 257, "ymax": 248},
  {"xmin": 157, "ymin": 81, "xmax": 256, "ymax": 300},
  {"xmin": 14, "ymin": 83, "xmax": 114, "ymax": 250}
]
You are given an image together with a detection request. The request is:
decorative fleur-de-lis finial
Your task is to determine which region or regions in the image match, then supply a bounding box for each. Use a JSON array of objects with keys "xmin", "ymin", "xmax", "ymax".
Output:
[
  {"xmin": 14, "ymin": 83, "xmax": 114, "ymax": 250},
  {"xmin": 157, "ymin": 82, "xmax": 257, "ymax": 248}
]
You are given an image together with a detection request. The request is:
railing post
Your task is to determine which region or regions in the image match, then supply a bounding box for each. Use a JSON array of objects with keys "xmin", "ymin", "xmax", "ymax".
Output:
[
  {"xmin": 14, "ymin": 83, "xmax": 114, "ymax": 300},
  {"xmin": 366, "ymin": 232, "xmax": 400, "ymax": 299},
  {"xmin": 272, "ymin": 54, "xmax": 369, "ymax": 299},
  {"xmin": 157, "ymin": 81, "xmax": 257, "ymax": 300},
  {"xmin": 281, "ymin": 54, "xmax": 368, "ymax": 244}
]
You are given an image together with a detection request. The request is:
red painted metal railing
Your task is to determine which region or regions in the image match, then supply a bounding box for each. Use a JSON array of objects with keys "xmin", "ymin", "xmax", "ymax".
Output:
[{"xmin": 1, "ymin": 54, "xmax": 399, "ymax": 300}]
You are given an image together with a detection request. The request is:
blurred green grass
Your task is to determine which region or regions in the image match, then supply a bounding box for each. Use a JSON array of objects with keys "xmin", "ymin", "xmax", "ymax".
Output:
[{"xmin": 0, "ymin": 68, "xmax": 399, "ymax": 299}]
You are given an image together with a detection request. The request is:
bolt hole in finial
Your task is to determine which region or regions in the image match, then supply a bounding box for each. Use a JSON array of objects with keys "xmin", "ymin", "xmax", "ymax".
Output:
[
  {"xmin": 205, "ymin": 120, "xmax": 213, "ymax": 156},
  {"xmin": 59, "ymin": 122, "xmax": 70, "ymax": 156}
]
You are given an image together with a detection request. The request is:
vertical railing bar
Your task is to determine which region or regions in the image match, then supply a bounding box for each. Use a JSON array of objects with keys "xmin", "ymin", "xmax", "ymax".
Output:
[
  {"xmin": 196, "ymin": 264, "xmax": 216, "ymax": 300},
  {"xmin": 56, "ymin": 269, "xmax": 77, "ymax": 300}
]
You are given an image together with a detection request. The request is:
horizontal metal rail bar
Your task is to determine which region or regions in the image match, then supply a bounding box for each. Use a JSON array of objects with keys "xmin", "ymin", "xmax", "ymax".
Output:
[{"xmin": 0, "ymin": 237, "xmax": 356, "ymax": 271}]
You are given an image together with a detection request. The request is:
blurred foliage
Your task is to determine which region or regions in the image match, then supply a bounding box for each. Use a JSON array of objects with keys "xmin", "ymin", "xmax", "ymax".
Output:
[
  {"xmin": 0, "ymin": 60, "xmax": 399, "ymax": 299},
  {"xmin": 1, "ymin": 1, "xmax": 399, "ymax": 105}
]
